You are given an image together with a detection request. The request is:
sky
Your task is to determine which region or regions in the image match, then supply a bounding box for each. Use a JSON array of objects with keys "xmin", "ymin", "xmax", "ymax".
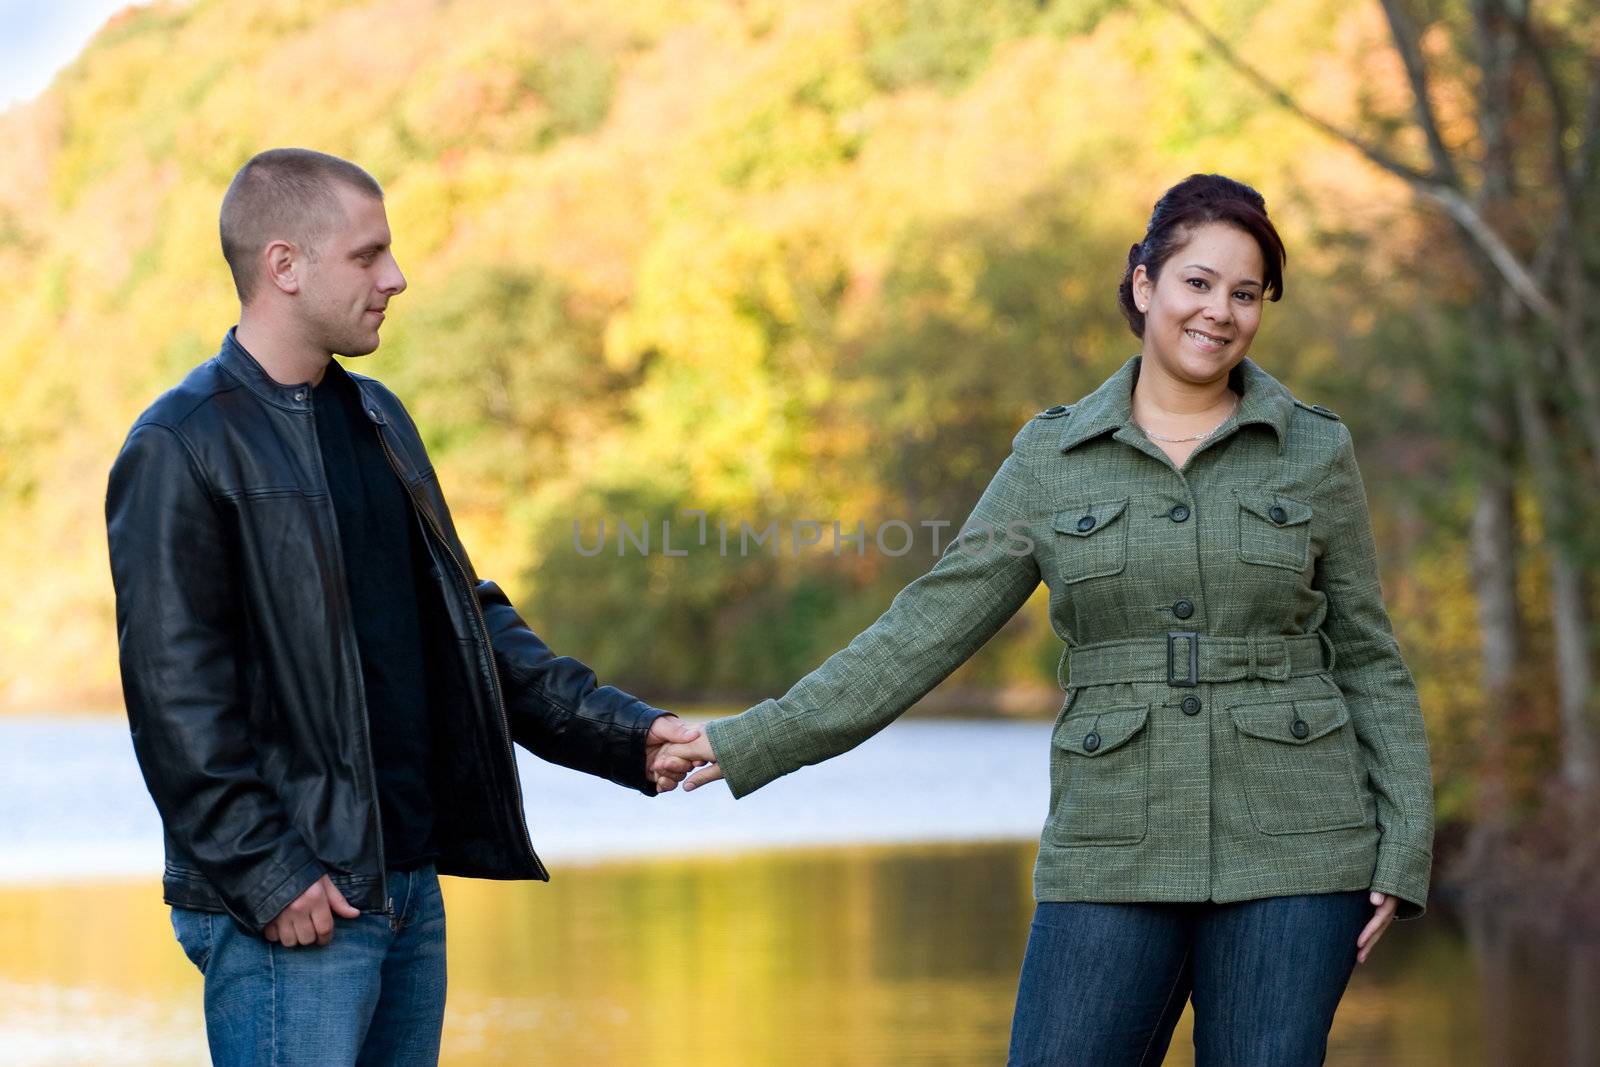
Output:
[{"xmin": 0, "ymin": 0, "xmax": 157, "ymax": 112}]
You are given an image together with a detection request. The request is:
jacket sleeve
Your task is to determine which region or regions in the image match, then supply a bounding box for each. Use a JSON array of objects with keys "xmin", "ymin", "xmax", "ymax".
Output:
[
  {"xmin": 1314, "ymin": 424, "xmax": 1435, "ymax": 919},
  {"xmin": 106, "ymin": 424, "xmax": 324, "ymax": 934},
  {"xmin": 705, "ymin": 438, "xmax": 1044, "ymax": 798},
  {"xmin": 477, "ymin": 581, "xmax": 669, "ymax": 796}
]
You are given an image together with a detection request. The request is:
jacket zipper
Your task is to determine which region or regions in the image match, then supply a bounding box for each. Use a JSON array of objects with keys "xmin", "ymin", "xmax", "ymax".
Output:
[
  {"xmin": 372, "ymin": 421, "xmax": 548, "ymax": 880},
  {"xmin": 302, "ymin": 392, "xmax": 389, "ymax": 912}
]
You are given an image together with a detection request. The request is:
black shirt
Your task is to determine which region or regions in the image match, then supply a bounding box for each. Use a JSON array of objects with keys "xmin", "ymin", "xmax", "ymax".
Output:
[{"xmin": 312, "ymin": 361, "xmax": 437, "ymax": 870}]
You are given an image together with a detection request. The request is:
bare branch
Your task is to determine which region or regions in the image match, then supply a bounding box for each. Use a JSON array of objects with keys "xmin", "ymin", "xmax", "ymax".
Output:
[
  {"xmin": 1159, "ymin": 0, "xmax": 1564, "ymax": 331},
  {"xmin": 1161, "ymin": 1, "xmax": 1434, "ymax": 186},
  {"xmin": 1429, "ymin": 185, "xmax": 1561, "ymax": 322},
  {"xmin": 1378, "ymin": 0, "xmax": 1462, "ymax": 185}
]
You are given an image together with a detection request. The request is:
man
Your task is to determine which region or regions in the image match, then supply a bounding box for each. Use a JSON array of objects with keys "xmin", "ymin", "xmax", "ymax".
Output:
[{"xmin": 105, "ymin": 147, "xmax": 699, "ymax": 1066}]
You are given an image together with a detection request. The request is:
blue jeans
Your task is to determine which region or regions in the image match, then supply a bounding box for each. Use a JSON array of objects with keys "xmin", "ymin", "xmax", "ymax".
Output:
[
  {"xmin": 1006, "ymin": 892, "xmax": 1371, "ymax": 1067},
  {"xmin": 171, "ymin": 865, "xmax": 447, "ymax": 1067}
]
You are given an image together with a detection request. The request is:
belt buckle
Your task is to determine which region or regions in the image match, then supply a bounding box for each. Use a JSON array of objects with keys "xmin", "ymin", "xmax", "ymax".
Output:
[{"xmin": 1167, "ymin": 631, "xmax": 1199, "ymax": 687}]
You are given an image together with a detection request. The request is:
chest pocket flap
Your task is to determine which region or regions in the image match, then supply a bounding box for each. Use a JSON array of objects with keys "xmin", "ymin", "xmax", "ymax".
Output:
[
  {"xmin": 1055, "ymin": 498, "xmax": 1130, "ymax": 537},
  {"xmin": 1235, "ymin": 490, "xmax": 1313, "ymax": 570},
  {"xmin": 1053, "ymin": 498, "xmax": 1130, "ymax": 585},
  {"xmin": 1235, "ymin": 491, "xmax": 1312, "ymax": 528}
]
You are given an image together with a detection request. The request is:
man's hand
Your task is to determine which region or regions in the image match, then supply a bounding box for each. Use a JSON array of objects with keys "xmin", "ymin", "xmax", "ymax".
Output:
[
  {"xmin": 1356, "ymin": 891, "xmax": 1397, "ymax": 964},
  {"xmin": 646, "ymin": 716, "xmax": 704, "ymax": 793},
  {"xmin": 658, "ymin": 733, "xmax": 722, "ymax": 792},
  {"xmin": 263, "ymin": 874, "xmax": 361, "ymax": 948}
]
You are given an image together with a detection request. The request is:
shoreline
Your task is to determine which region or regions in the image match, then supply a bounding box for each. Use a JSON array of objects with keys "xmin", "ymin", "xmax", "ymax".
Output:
[{"xmin": 0, "ymin": 716, "xmax": 1055, "ymax": 885}]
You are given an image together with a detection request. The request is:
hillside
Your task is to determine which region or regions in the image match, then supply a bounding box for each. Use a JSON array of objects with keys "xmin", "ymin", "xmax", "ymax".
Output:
[{"xmin": 0, "ymin": 0, "xmax": 1426, "ymax": 710}]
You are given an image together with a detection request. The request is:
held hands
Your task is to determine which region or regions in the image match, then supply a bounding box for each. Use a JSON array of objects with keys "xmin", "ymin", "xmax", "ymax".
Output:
[
  {"xmin": 646, "ymin": 716, "xmax": 707, "ymax": 793},
  {"xmin": 264, "ymin": 874, "xmax": 361, "ymax": 947},
  {"xmin": 1357, "ymin": 892, "xmax": 1397, "ymax": 964},
  {"xmin": 658, "ymin": 732, "xmax": 722, "ymax": 792}
]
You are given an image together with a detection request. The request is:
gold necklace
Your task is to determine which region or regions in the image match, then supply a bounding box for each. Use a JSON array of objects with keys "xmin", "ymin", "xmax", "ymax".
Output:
[{"xmin": 1137, "ymin": 394, "xmax": 1240, "ymax": 443}]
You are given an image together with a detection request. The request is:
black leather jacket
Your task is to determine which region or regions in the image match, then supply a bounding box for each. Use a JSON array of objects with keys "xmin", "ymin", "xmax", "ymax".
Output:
[{"xmin": 106, "ymin": 330, "xmax": 667, "ymax": 934}]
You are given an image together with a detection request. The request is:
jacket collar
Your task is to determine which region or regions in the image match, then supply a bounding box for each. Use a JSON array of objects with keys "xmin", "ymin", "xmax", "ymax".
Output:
[
  {"xmin": 215, "ymin": 326, "xmax": 319, "ymax": 411},
  {"xmin": 1058, "ymin": 354, "xmax": 1292, "ymax": 455},
  {"xmin": 217, "ymin": 327, "xmax": 396, "ymax": 432}
]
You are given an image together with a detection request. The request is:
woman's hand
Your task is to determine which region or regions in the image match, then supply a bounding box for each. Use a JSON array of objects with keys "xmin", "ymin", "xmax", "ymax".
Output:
[
  {"xmin": 660, "ymin": 733, "xmax": 723, "ymax": 792},
  {"xmin": 1356, "ymin": 891, "xmax": 1397, "ymax": 964}
]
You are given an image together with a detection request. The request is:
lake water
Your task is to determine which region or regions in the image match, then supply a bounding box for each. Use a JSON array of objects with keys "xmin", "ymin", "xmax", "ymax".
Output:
[{"xmin": 2, "ymin": 716, "xmax": 1596, "ymax": 1065}]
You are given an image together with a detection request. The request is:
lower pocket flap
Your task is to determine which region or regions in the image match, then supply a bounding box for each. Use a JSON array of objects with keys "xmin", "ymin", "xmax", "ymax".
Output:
[
  {"xmin": 1055, "ymin": 704, "xmax": 1149, "ymax": 756},
  {"xmin": 1230, "ymin": 697, "xmax": 1349, "ymax": 744}
]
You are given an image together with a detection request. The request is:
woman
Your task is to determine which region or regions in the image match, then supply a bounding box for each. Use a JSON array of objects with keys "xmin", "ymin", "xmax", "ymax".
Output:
[{"xmin": 665, "ymin": 174, "xmax": 1434, "ymax": 1066}]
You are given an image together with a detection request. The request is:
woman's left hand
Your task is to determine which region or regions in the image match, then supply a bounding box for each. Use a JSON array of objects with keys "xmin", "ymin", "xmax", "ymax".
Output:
[{"xmin": 1356, "ymin": 891, "xmax": 1397, "ymax": 964}]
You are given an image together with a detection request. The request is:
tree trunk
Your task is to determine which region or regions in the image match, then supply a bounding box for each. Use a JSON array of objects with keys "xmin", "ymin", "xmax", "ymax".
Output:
[
  {"xmin": 1467, "ymin": 477, "xmax": 1519, "ymax": 698},
  {"xmin": 1549, "ymin": 557, "xmax": 1597, "ymax": 795},
  {"xmin": 1510, "ymin": 353, "xmax": 1600, "ymax": 800},
  {"xmin": 1462, "ymin": 322, "xmax": 1522, "ymax": 875}
]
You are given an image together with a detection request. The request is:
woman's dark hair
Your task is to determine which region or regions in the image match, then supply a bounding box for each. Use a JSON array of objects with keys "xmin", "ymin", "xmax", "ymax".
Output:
[{"xmin": 1117, "ymin": 174, "xmax": 1286, "ymax": 339}]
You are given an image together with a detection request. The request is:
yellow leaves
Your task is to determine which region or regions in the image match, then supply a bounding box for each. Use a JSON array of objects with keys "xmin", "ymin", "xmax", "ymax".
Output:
[
  {"xmin": 381, "ymin": 167, "xmax": 458, "ymax": 264},
  {"xmin": 0, "ymin": 0, "xmax": 1513, "ymax": 707},
  {"xmin": 1418, "ymin": 22, "xmax": 1479, "ymax": 157}
]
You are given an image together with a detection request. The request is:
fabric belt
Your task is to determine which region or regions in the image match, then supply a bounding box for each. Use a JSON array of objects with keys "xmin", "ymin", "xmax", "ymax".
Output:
[{"xmin": 1065, "ymin": 632, "xmax": 1334, "ymax": 688}]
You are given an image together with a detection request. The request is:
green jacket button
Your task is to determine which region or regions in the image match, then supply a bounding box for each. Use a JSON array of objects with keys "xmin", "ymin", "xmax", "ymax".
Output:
[
  {"xmin": 1076, "ymin": 515, "xmax": 1096, "ymax": 532},
  {"xmin": 1172, "ymin": 599, "xmax": 1194, "ymax": 620},
  {"xmin": 1269, "ymin": 505, "xmax": 1288, "ymax": 525},
  {"xmin": 1169, "ymin": 504, "xmax": 1190, "ymax": 523},
  {"xmin": 1291, "ymin": 719, "xmax": 1310, "ymax": 739},
  {"xmin": 1181, "ymin": 696, "xmax": 1201, "ymax": 716},
  {"xmin": 1083, "ymin": 731, "xmax": 1101, "ymax": 752}
]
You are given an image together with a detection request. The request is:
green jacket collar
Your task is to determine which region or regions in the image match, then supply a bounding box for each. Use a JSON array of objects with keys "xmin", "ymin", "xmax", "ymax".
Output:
[{"xmin": 1058, "ymin": 355, "xmax": 1292, "ymax": 455}]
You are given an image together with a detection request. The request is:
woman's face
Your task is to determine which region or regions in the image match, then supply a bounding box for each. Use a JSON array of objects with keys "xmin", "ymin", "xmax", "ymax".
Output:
[{"xmin": 1132, "ymin": 221, "xmax": 1266, "ymax": 386}]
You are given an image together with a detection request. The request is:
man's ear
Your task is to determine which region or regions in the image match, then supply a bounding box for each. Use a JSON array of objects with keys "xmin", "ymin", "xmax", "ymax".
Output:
[{"xmin": 262, "ymin": 239, "xmax": 301, "ymax": 295}]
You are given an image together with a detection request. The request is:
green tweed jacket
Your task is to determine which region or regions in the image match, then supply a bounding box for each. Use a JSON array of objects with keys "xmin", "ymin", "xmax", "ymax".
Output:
[{"xmin": 707, "ymin": 355, "xmax": 1435, "ymax": 919}]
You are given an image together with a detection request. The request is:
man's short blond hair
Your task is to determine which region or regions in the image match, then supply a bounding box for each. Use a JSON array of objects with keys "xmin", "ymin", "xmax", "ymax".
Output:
[{"xmin": 219, "ymin": 148, "xmax": 383, "ymax": 302}]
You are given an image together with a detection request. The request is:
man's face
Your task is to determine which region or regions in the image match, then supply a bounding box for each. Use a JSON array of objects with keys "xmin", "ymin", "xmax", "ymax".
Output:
[
  {"xmin": 297, "ymin": 185, "xmax": 406, "ymax": 357},
  {"xmin": 1133, "ymin": 221, "xmax": 1265, "ymax": 386}
]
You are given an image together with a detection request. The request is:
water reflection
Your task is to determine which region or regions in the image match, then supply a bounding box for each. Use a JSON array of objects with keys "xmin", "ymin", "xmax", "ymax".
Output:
[
  {"xmin": 440, "ymin": 843, "xmax": 1034, "ymax": 1065},
  {"xmin": 2, "ymin": 841, "xmax": 1597, "ymax": 1065}
]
